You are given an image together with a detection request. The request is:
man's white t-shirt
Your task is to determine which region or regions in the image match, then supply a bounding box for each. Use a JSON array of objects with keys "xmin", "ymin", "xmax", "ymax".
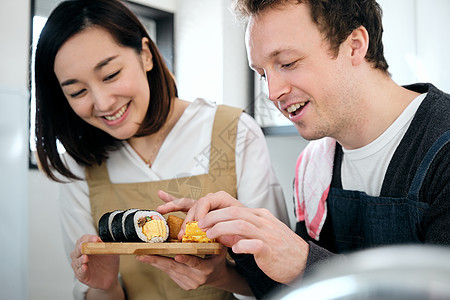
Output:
[{"xmin": 341, "ymin": 93, "xmax": 426, "ymax": 196}]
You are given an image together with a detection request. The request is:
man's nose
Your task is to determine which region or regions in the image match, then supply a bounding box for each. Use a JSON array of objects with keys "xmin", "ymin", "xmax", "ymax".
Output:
[{"xmin": 266, "ymin": 72, "xmax": 290, "ymax": 102}]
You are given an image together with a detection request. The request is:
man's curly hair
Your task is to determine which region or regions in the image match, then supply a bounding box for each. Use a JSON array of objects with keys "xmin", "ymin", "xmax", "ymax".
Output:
[{"xmin": 232, "ymin": 0, "xmax": 389, "ymax": 74}]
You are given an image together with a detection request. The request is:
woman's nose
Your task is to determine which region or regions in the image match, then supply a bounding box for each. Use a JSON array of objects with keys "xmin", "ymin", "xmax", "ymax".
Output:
[{"xmin": 91, "ymin": 87, "xmax": 115, "ymax": 112}]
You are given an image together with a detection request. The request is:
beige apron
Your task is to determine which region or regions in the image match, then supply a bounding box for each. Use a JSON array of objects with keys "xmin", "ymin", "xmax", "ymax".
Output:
[{"xmin": 86, "ymin": 105, "xmax": 242, "ymax": 299}]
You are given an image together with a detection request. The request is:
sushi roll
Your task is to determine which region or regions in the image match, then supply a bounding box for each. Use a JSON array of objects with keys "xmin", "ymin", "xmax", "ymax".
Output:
[
  {"xmin": 121, "ymin": 208, "xmax": 139, "ymax": 241},
  {"xmin": 124, "ymin": 210, "xmax": 169, "ymax": 243},
  {"xmin": 110, "ymin": 211, "xmax": 127, "ymax": 242},
  {"xmin": 98, "ymin": 212, "xmax": 113, "ymax": 242},
  {"xmin": 98, "ymin": 210, "xmax": 123, "ymax": 242}
]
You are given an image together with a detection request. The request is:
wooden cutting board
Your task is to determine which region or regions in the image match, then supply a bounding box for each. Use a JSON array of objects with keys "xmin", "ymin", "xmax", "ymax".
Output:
[{"xmin": 81, "ymin": 242, "xmax": 222, "ymax": 255}]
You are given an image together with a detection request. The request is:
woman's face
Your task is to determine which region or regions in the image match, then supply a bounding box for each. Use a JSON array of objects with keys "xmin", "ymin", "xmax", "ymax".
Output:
[{"xmin": 54, "ymin": 26, "xmax": 153, "ymax": 140}]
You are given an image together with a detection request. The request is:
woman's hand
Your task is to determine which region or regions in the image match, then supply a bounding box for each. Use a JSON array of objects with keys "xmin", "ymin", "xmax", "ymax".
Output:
[
  {"xmin": 156, "ymin": 190, "xmax": 196, "ymax": 214},
  {"xmin": 136, "ymin": 246, "xmax": 228, "ymax": 290},
  {"xmin": 70, "ymin": 234, "xmax": 121, "ymax": 291},
  {"xmin": 192, "ymin": 192, "xmax": 310, "ymax": 285},
  {"xmin": 136, "ymin": 247, "xmax": 251, "ymax": 295}
]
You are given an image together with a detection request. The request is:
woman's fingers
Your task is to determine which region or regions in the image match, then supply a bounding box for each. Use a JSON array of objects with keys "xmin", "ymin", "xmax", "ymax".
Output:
[
  {"xmin": 136, "ymin": 245, "xmax": 228, "ymax": 291},
  {"xmin": 75, "ymin": 255, "xmax": 90, "ymax": 281},
  {"xmin": 156, "ymin": 190, "xmax": 196, "ymax": 214},
  {"xmin": 136, "ymin": 254, "xmax": 208, "ymax": 290},
  {"xmin": 157, "ymin": 190, "xmax": 176, "ymax": 203},
  {"xmin": 138, "ymin": 254, "xmax": 212, "ymax": 271},
  {"xmin": 71, "ymin": 249, "xmax": 90, "ymax": 282},
  {"xmin": 71, "ymin": 235, "xmax": 98, "ymax": 268},
  {"xmin": 70, "ymin": 234, "xmax": 121, "ymax": 290}
]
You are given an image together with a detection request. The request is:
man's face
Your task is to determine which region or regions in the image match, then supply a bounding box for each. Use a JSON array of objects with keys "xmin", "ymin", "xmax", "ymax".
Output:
[{"xmin": 246, "ymin": 3, "xmax": 363, "ymax": 141}]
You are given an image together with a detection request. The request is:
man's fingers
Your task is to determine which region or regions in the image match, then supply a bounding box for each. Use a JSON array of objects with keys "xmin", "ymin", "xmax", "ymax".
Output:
[
  {"xmin": 194, "ymin": 191, "xmax": 243, "ymax": 222},
  {"xmin": 231, "ymin": 239, "xmax": 265, "ymax": 255},
  {"xmin": 206, "ymin": 218, "xmax": 265, "ymax": 241},
  {"xmin": 200, "ymin": 206, "xmax": 263, "ymax": 233},
  {"xmin": 216, "ymin": 235, "xmax": 243, "ymax": 248}
]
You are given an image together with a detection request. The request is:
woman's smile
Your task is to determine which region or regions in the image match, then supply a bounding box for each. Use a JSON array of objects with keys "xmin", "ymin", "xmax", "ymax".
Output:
[{"xmin": 102, "ymin": 102, "xmax": 130, "ymax": 125}]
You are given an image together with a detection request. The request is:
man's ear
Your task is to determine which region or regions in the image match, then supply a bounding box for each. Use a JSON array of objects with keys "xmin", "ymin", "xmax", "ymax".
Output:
[
  {"xmin": 141, "ymin": 37, "xmax": 153, "ymax": 72},
  {"xmin": 348, "ymin": 26, "xmax": 369, "ymax": 66}
]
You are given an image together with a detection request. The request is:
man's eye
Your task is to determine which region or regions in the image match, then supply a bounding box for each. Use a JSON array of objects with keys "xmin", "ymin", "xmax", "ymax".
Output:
[
  {"xmin": 282, "ymin": 61, "xmax": 296, "ymax": 69},
  {"xmin": 104, "ymin": 70, "xmax": 120, "ymax": 81}
]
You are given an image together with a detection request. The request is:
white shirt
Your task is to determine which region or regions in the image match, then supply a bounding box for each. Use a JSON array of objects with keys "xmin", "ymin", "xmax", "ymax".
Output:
[
  {"xmin": 59, "ymin": 98, "xmax": 289, "ymax": 299},
  {"xmin": 341, "ymin": 93, "xmax": 426, "ymax": 196}
]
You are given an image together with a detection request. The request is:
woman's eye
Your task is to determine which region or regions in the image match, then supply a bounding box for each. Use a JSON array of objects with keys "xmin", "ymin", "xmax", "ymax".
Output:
[
  {"xmin": 104, "ymin": 70, "xmax": 120, "ymax": 81},
  {"xmin": 70, "ymin": 89, "xmax": 86, "ymax": 98}
]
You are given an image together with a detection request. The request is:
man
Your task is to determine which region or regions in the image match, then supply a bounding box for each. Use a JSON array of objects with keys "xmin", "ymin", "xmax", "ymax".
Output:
[{"xmin": 157, "ymin": 0, "xmax": 450, "ymax": 298}]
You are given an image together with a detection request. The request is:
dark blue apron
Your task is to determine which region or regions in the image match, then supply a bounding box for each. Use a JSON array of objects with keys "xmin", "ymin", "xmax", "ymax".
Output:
[{"xmin": 327, "ymin": 130, "xmax": 450, "ymax": 253}]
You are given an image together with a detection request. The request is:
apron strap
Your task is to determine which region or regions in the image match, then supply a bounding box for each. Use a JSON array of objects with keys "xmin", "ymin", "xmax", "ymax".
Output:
[
  {"xmin": 408, "ymin": 130, "xmax": 450, "ymax": 199},
  {"xmin": 208, "ymin": 105, "xmax": 243, "ymax": 183},
  {"xmin": 85, "ymin": 161, "xmax": 110, "ymax": 188}
]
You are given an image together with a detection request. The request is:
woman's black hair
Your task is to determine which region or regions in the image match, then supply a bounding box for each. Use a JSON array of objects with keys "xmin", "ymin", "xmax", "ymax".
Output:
[{"xmin": 35, "ymin": 0, "xmax": 177, "ymax": 181}]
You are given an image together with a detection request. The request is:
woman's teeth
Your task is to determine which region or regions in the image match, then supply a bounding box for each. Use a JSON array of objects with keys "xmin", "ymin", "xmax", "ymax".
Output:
[
  {"xmin": 286, "ymin": 102, "xmax": 306, "ymax": 113},
  {"xmin": 104, "ymin": 104, "xmax": 128, "ymax": 121}
]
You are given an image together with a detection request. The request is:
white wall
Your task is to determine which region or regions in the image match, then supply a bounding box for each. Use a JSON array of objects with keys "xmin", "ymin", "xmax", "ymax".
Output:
[
  {"xmin": 175, "ymin": 0, "xmax": 223, "ymax": 103},
  {"xmin": 28, "ymin": 170, "xmax": 74, "ymax": 299},
  {"xmin": 415, "ymin": 0, "xmax": 450, "ymax": 92},
  {"xmin": 0, "ymin": 0, "xmax": 30, "ymax": 299},
  {"xmin": 379, "ymin": 0, "xmax": 450, "ymax": 92}
]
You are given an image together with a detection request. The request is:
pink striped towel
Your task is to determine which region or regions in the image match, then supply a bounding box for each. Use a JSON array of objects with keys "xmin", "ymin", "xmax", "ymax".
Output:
[{"xmin": 294, "ymin": 137, "xmax": 336, "ymax": 241}]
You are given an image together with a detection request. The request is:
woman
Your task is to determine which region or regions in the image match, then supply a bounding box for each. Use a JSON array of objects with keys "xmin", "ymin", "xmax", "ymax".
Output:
[{"xmin": 34, "ymin": 0, "xmax": 289, "ymax": 299}]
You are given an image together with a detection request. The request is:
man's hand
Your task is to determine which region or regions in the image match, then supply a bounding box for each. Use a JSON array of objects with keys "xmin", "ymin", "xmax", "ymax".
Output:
[{"xmin": 192, "ymin": 192, "xmax": 310, "ymax": 284}]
